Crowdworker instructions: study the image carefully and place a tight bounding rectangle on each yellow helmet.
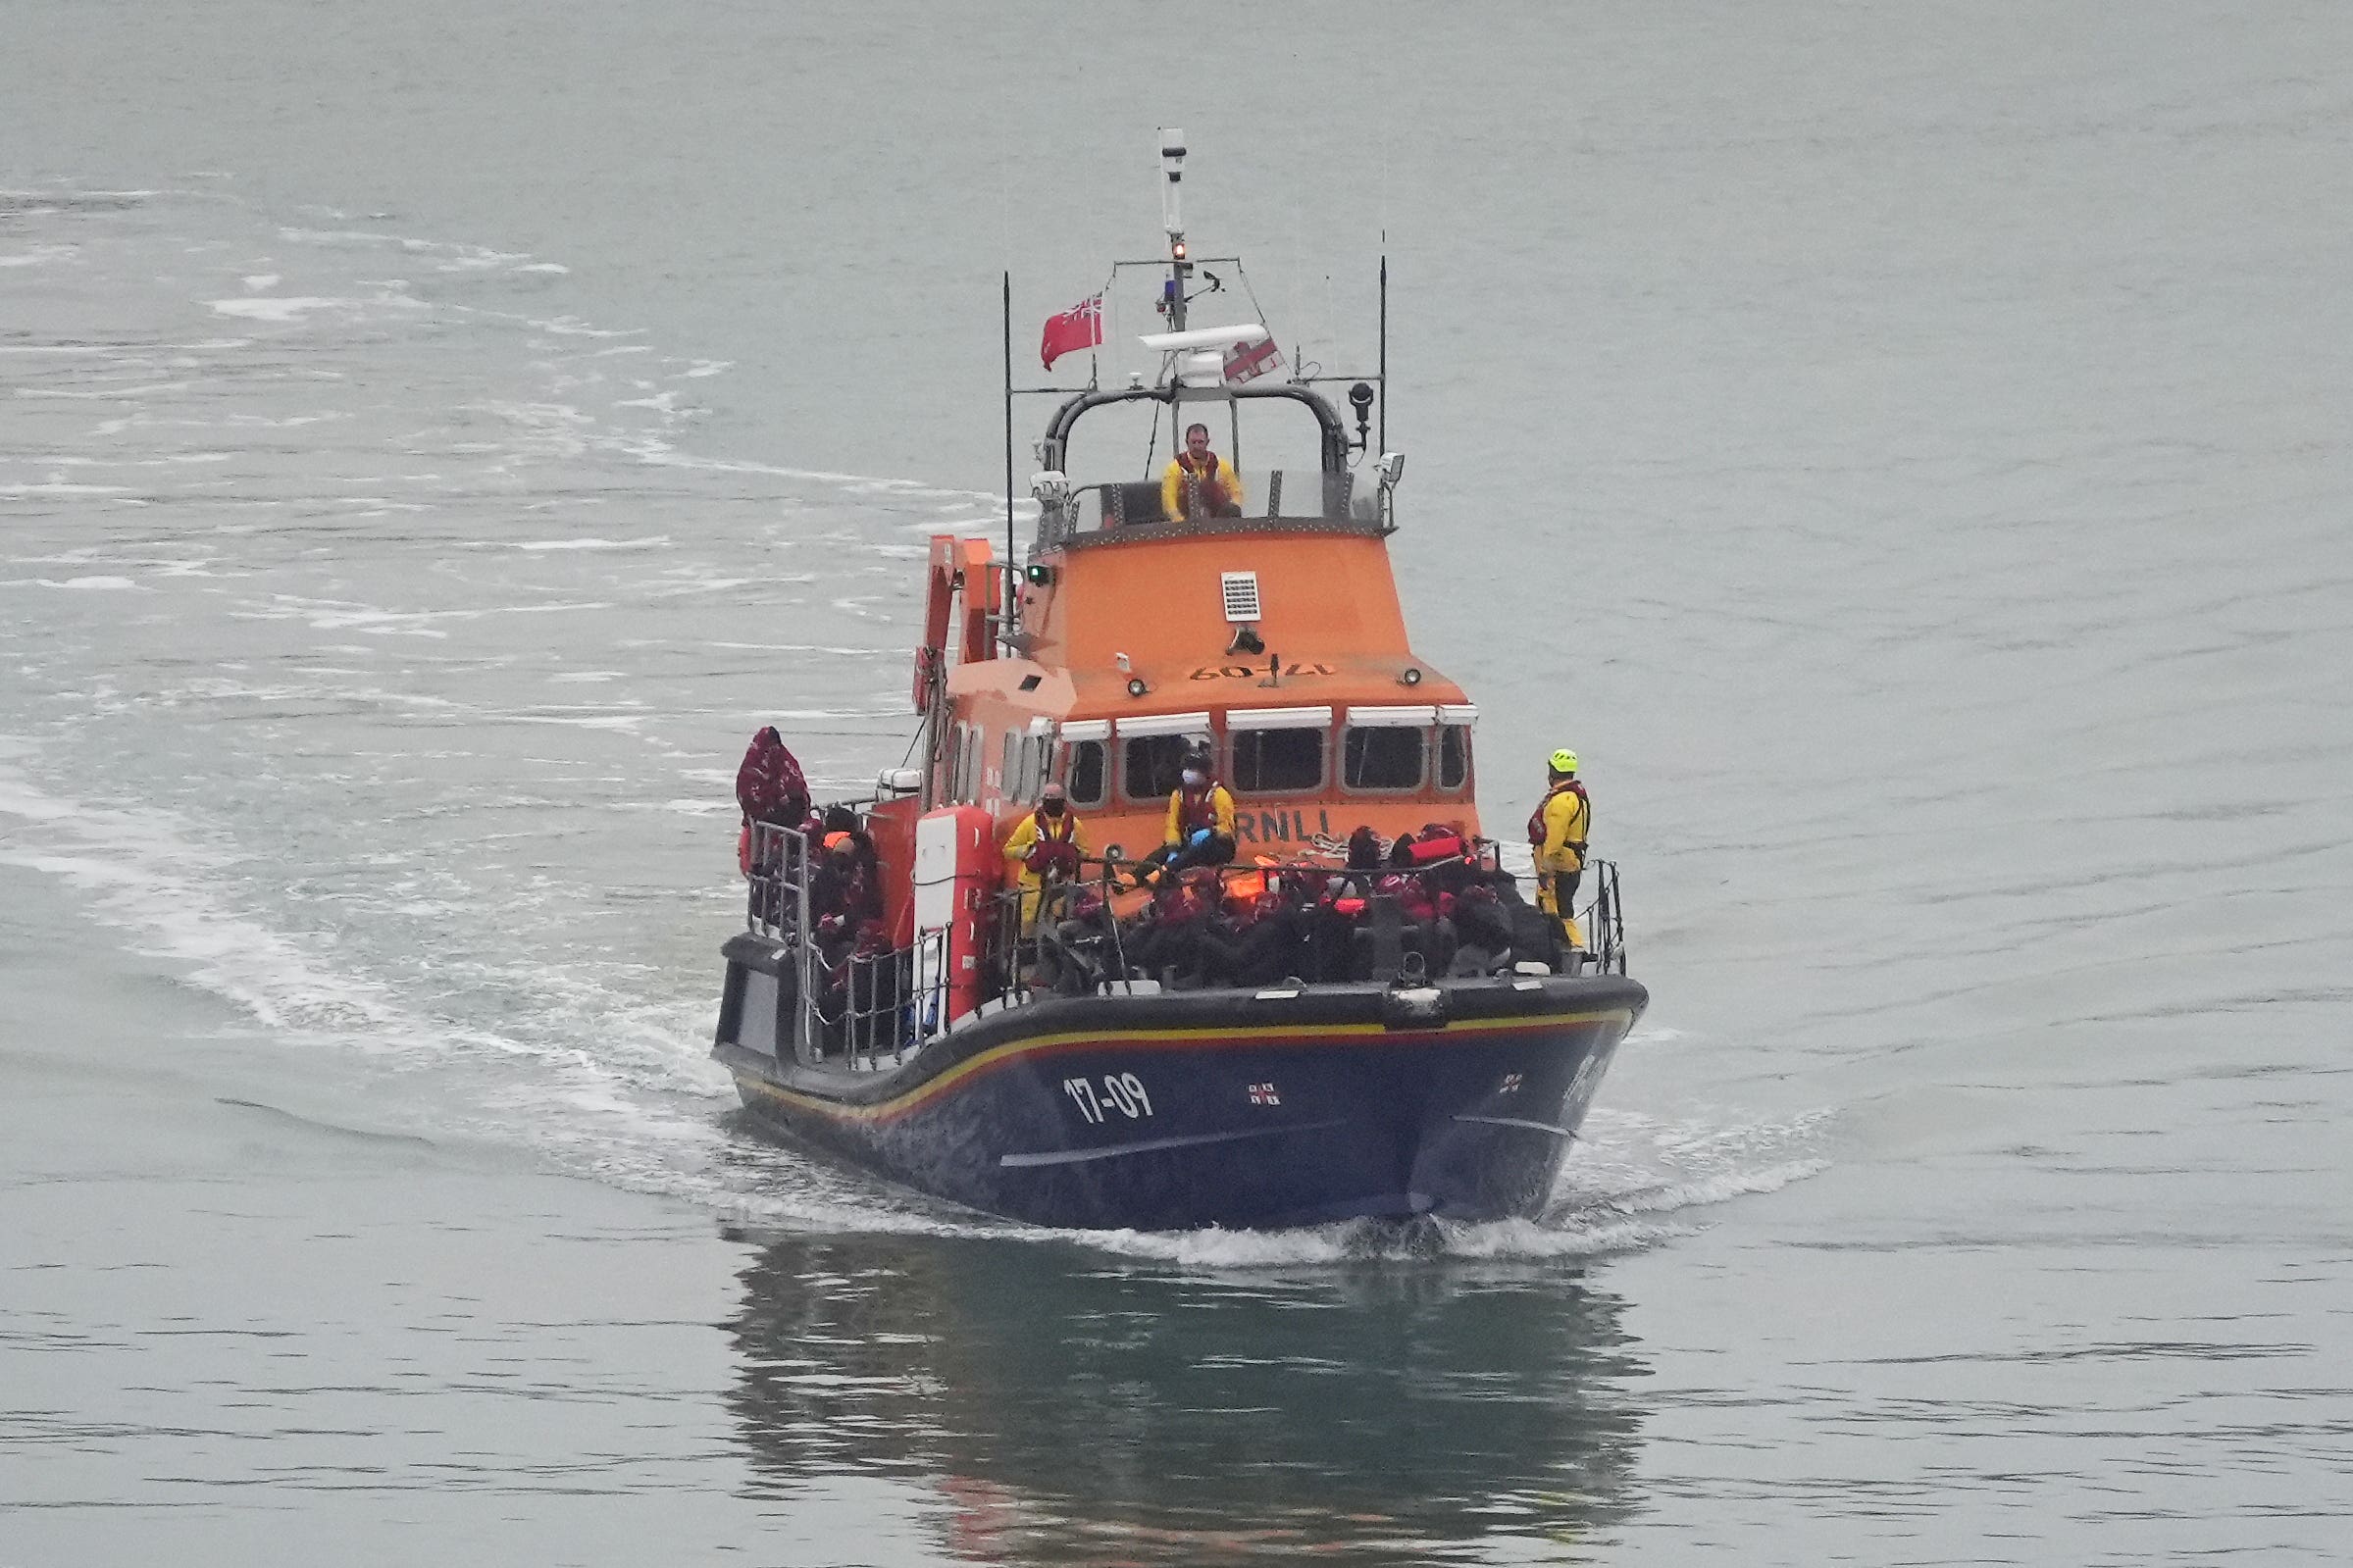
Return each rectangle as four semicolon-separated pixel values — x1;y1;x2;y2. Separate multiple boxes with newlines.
1549;748;1578;774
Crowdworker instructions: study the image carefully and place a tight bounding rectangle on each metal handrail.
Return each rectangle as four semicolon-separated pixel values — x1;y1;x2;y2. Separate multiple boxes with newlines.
1578;859;1629;975
749;822;1630;1065
742;818;951;1068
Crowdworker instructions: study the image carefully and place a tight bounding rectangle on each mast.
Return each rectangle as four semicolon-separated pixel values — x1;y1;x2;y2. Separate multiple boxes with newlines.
1160;127;1188;332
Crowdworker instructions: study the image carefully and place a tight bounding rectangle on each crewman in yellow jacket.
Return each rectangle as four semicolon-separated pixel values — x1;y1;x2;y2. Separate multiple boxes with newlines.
1160;423;1246;521
1131;743;1237;887
1528;747;1591;948
1002;782;1086;932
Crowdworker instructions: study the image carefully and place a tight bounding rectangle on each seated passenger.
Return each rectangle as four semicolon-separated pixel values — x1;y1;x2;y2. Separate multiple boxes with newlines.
1160;423;1246;521
1035;886;1118;996
1377;869;1457;977
1449;882;1516;976
1131;744;1236;887
1199;885;1309;989
1125;871;1217;987
1305;876;1370;983
822;803;882;886
811;832;881;939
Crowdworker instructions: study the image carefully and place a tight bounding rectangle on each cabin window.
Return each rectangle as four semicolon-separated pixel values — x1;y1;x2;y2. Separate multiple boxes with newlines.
1065;739;1106;807
1343;725;1425;792
1121;734;1189;803
1438;726;1471;791
999;732;1019;801
1230;727;1325;794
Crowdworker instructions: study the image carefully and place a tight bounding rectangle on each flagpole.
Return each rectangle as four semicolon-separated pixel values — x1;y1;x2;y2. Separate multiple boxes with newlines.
1377;251;1388;456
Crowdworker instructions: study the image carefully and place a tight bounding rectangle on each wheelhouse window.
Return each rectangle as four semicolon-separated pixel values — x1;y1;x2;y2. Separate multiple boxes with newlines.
1343;725;1425;792
1064;738;1106;807
1121;734;1189;803
1437;725;1471;791
1230;727;1326;794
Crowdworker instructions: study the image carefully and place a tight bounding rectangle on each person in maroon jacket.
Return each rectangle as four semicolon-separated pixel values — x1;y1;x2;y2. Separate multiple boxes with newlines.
735;726;811;920
735;725;809;828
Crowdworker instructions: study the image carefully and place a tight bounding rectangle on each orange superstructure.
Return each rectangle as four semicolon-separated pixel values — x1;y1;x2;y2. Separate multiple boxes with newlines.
912;459;1478;868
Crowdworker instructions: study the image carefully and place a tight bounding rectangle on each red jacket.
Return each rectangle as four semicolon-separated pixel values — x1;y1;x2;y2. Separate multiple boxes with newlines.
736;727;809;825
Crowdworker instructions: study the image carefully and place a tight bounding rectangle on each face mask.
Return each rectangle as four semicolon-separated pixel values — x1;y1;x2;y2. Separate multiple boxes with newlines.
1042;799;1065;817
1181;769;1204;787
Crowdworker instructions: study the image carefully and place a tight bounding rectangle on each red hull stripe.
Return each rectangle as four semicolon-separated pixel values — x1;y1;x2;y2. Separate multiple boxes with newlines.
734;1007;1634;1127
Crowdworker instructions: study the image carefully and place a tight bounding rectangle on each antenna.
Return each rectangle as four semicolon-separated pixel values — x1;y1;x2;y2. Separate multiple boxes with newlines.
1159;127;1186;248
1159;127;1189;333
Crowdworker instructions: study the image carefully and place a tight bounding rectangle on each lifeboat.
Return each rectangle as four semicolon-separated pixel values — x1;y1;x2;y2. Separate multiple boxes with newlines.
711;132;1647;1230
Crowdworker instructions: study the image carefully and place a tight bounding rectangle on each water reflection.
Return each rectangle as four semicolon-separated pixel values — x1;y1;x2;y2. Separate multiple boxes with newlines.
723;1230;1648;1563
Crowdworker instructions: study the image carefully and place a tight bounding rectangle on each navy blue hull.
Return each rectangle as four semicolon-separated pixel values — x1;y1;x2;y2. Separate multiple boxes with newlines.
715;962;1647;1231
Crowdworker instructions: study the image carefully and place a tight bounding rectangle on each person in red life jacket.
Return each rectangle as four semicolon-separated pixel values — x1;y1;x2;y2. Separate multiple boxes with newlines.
811;832;881;945
1035;884;1119;997
1199;882;1310;989
1305;833;1377;982
1375;867;1457;976
1132;743;1237;887
821;803;879;877
1450;881;1516;976
1125;870;1218;986
1160;423;1247;521
1529;747;1591;946
1001;781;1087;932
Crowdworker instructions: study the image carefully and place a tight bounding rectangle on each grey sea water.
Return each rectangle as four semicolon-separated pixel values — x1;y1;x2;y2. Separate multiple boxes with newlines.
6;3;2350;1562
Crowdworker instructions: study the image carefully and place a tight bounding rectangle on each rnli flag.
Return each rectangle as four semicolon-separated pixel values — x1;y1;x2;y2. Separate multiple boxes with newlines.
1040;294;1104;370
1222;335;1282;384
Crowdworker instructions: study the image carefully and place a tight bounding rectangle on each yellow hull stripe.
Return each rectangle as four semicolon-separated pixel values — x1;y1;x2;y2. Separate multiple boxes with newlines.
732;1006;1635;1127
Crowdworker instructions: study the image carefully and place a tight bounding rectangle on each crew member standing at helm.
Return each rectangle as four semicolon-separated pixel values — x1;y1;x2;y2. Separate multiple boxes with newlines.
1160;423;1246;521
1134;741;1236;886
1529;748;1591;948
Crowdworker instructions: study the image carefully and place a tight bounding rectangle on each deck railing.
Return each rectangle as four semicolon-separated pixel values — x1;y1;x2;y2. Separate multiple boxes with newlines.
742;823;1629;1055
981;867;1136;1014
1578;859;1629;976
741;819;950;1071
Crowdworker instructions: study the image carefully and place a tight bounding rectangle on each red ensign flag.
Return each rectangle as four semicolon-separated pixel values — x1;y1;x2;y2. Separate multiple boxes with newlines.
1040;294;1104;370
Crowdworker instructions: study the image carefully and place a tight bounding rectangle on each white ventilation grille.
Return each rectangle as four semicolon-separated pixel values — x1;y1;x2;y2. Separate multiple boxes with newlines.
1220;571;1261;623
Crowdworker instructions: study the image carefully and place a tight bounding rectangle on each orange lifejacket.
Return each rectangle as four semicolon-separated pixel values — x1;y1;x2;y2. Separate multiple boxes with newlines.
1407;830;1466;865
1176;451;1234;516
